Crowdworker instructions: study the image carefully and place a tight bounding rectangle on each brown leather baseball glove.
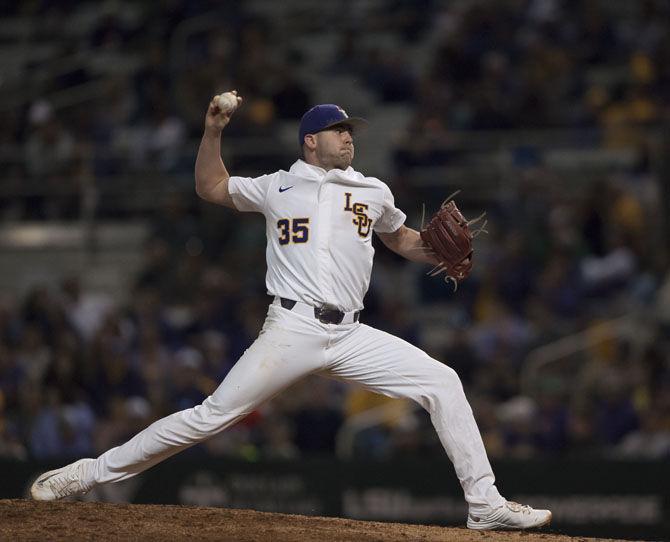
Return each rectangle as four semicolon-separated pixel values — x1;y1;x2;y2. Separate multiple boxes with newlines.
420;199;486;288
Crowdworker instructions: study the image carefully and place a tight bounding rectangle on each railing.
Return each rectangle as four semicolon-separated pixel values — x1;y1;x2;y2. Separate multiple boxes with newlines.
518;311;655;398
0;43;147;113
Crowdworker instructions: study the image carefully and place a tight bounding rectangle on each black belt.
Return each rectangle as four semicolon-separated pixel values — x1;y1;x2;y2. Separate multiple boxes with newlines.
280;298;360;325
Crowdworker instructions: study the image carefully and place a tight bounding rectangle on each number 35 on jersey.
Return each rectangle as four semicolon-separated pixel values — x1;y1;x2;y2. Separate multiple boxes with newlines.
277;218;309;245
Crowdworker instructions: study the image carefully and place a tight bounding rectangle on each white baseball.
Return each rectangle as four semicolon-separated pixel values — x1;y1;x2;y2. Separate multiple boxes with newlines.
216;92;238;113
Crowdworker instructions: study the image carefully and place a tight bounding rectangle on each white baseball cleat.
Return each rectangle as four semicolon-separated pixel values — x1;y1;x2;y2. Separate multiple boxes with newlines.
467;500;552;530
30;458;95;501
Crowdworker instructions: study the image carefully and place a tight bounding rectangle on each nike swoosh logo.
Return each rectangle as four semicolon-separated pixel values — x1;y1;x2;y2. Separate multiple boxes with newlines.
279;185;294;193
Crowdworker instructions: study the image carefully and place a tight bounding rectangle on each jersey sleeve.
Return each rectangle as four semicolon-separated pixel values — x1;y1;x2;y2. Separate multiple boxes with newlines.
374;183;407;233
227;173;276;213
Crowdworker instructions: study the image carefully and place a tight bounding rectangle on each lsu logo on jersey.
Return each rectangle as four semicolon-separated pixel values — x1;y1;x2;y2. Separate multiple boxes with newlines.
344;193;372;238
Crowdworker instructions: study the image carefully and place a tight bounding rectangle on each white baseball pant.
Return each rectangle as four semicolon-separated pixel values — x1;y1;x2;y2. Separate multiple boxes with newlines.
88;300;504;513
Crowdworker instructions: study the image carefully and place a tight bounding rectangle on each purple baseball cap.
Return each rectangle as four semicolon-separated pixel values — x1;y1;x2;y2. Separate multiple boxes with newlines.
298;104;368;146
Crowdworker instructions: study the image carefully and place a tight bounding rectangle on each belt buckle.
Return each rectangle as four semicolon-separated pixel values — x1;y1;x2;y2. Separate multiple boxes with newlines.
315;306;344;325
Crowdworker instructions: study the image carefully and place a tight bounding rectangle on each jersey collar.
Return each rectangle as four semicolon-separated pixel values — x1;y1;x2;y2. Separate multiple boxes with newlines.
289;159;358;180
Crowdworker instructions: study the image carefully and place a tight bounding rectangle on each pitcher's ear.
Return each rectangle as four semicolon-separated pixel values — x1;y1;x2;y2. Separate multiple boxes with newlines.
303;133;317;150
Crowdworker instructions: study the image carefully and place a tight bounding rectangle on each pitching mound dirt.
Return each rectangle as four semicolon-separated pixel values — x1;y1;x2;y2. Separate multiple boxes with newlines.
0;499;628;541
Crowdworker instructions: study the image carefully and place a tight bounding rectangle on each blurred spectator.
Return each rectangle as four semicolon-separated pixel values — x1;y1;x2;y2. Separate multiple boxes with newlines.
95;396;152;455
616;409;670;459
498;395;538;459
593;381;639;446
24;101;75;178
197;331;234;383
24;101;79;219
127;97;187;173
535;252;582;319
169;347;215;411
15;323;51;384
533;379;569;453
131;322;172;408
29;386;95;459
60;276;114;342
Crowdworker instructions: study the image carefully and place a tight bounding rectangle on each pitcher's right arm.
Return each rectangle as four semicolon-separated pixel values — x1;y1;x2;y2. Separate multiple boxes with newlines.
195;91;243;209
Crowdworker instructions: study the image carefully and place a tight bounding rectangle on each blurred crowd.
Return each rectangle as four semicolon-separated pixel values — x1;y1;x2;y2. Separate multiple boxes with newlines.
1;169;669;462
1;0;670;463
2;0;669;218
401;0;670;141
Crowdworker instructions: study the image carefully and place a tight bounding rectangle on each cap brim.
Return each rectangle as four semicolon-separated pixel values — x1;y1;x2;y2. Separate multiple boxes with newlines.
321;117;368;135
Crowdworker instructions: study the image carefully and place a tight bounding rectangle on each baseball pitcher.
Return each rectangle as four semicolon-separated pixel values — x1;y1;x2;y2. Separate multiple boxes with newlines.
31;92;551;531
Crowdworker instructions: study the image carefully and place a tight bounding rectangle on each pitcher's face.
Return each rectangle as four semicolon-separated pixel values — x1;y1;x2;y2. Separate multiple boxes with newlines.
311;125;355;170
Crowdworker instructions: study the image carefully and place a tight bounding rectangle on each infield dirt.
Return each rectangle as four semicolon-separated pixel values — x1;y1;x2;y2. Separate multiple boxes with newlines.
0;499;630;541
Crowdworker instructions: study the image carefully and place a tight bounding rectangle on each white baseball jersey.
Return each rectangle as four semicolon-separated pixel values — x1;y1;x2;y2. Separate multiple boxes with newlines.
227;160;407;312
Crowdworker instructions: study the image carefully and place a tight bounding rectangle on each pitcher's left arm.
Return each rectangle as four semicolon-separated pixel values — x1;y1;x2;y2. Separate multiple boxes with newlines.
377;225;439;265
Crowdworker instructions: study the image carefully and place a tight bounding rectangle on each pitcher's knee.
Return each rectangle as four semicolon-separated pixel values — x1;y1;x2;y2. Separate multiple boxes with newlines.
191;397;249;433
413;361;465;409
423;364;470;416
434;363;464;392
